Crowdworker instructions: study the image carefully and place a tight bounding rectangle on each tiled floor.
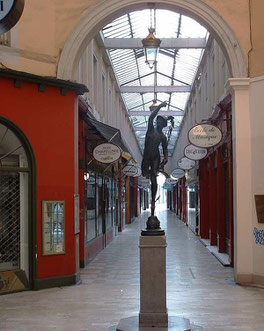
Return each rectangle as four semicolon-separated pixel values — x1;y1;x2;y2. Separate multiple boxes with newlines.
1;206;264;331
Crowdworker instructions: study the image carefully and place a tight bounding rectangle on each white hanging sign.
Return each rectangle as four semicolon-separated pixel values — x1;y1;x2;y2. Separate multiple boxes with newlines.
123;165;138;177
136;167;142;177
171;168;185;179
178;157;196;170
93;143;121;163
184;144;208;160
165;178;178;185
188;124;222;148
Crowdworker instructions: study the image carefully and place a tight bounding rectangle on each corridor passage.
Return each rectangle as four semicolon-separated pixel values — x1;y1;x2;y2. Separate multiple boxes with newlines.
1;207;264;331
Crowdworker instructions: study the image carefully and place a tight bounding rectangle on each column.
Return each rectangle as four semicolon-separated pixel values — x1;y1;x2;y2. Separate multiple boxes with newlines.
209;154;217;246
226;78;253;282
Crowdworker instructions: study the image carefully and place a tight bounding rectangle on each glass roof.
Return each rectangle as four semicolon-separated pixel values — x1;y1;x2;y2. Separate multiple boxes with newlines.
101;9;208;156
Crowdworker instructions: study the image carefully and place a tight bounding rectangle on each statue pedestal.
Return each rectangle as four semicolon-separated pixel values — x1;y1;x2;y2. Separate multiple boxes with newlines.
139;235;168;326
114;231;193;330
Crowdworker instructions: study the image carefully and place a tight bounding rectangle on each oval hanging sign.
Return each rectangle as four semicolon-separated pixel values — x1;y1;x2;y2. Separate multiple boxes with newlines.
188;124;222;148
178;157;196;170
93;143;121;164
123;165;138;177
136;166;142;177
165;178;178;185
184;144;208;161
0;0;24;34
171;168;185;179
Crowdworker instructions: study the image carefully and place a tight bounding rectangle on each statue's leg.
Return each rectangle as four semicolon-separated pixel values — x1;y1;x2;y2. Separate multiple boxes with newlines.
141;158;150;177
150;173;157;216
150;158;160;216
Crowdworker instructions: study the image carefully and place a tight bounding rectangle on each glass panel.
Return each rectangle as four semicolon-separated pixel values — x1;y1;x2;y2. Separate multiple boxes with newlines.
42;201;65;255
86;173;96;242
101;9;209;154
0;123;28;168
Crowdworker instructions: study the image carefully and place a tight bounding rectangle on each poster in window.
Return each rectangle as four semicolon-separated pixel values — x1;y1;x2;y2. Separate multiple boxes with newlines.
42;200;65;255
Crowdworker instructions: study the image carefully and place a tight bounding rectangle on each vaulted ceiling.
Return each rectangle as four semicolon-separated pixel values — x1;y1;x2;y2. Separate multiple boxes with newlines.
101;9;208;156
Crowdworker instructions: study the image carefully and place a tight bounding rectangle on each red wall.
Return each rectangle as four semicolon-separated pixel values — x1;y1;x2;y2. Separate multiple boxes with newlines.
0;77;78;279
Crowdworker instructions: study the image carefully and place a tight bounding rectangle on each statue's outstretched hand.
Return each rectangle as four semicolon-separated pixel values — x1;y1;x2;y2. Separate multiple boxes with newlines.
160;158;168;168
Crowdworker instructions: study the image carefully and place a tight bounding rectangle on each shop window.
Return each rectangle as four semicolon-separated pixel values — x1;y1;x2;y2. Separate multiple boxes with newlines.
113;180;120;226
105;178;112;230
85;173;96;242
96;175;103;235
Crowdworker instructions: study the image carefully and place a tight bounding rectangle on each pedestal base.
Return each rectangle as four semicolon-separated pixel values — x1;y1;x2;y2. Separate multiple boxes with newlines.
113;316;193;330
141;228;165;236
139;311;168;327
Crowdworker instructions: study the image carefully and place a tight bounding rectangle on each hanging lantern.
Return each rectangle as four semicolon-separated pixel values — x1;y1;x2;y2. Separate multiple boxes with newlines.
142;27;161;70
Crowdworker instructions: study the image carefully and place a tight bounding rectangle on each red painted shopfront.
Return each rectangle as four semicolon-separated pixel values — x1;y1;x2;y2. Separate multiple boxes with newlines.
0;69;87;293
172;95;234;265
199;95;234;264
78;101;139;267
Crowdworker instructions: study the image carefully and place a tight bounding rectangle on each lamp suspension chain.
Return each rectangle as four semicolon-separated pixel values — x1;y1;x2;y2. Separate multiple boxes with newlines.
154;8;156;32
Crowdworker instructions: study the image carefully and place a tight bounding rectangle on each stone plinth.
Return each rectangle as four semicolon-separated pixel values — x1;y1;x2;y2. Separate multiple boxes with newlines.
115;316;192;330
139;235;168;327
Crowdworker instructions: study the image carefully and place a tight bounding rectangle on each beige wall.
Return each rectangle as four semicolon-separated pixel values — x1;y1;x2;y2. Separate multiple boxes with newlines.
249;0;264;77
171;38;231;168
250;77;264;277
77;36;142;163
0;0;260;78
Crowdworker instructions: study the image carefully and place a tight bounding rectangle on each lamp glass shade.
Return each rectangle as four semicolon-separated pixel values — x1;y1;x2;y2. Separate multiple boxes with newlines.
145;47;158;69
142;28;161;69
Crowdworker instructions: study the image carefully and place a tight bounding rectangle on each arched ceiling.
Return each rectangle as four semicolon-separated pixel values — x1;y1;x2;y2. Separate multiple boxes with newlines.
100;9;208;155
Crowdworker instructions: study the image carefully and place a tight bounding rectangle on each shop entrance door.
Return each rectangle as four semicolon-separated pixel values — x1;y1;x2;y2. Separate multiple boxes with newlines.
0;120;34;294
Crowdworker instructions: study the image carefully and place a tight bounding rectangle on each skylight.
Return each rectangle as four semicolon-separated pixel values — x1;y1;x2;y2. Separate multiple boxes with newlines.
101;9;208;156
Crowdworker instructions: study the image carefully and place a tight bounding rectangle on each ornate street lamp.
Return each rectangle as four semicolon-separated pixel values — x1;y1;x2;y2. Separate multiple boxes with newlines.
142;10;161;70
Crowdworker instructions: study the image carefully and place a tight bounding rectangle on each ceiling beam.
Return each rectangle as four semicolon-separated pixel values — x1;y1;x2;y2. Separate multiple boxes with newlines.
103;37;206;49
120;85;191;93
134;127;179;132
128;110;184;116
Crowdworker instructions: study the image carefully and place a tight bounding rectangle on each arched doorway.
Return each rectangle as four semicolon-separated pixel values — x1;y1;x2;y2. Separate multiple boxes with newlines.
57;0;247;80
0;117;36;294
57;0;254;283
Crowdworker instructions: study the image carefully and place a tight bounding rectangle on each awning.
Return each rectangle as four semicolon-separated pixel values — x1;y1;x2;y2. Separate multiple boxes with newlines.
85;117;131;156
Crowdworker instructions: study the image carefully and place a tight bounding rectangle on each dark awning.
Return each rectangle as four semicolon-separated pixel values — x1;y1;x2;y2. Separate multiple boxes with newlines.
85;117;131;155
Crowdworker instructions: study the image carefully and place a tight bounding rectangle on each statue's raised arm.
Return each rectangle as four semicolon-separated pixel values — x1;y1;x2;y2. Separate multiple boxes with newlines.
148;101;167;130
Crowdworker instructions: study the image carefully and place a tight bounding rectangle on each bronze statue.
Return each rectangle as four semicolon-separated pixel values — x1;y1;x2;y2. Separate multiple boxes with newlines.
141;101;168;231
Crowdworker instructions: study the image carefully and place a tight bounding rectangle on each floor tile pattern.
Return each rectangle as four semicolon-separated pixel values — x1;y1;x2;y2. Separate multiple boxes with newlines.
1;207;264;330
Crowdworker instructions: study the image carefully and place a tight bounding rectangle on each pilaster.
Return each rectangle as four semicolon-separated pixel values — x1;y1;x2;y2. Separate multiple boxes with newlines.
226;78;253;281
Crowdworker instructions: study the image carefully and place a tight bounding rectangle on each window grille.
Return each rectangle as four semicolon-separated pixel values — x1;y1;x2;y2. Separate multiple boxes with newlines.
0;174;20;270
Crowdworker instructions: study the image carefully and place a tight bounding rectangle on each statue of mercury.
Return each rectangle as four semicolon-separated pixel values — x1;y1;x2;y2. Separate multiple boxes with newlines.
141;101;168;224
